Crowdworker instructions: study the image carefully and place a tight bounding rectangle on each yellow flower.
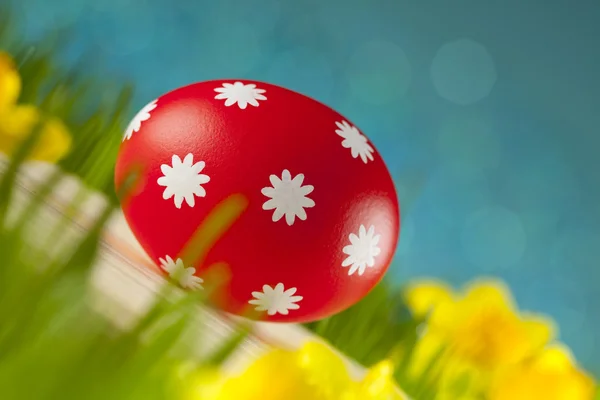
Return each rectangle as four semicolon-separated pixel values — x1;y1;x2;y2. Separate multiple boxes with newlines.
404;278;556;397
489;343;597;400
186;341;407;400
0;52;21;110
0;51;71;163
187;341;352;400
403;279;452;319
406;279;555;370
0;104;39;140
348;360;409;400
26;117;72;162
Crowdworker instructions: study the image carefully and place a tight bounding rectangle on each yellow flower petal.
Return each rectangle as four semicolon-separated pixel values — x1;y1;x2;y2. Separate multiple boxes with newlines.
406;329;448;378
186;368;227;400
28;117;72;163
522;314;556;353
0;52;21;110
402;277;566;399
534;343;577;372
403;280;453;319
0;104;40;136
340;360;408;400
297;341;347;371
0;106;71;162
460;279;516;311
186;342;410;400
489;349;597;400
360;360;395;395
185;342;366;400
0;105;40;157
217;348;312;400
426;279;516;332
428;296;461;330
425;279;555;370
489;343;597;400
297;341;353;395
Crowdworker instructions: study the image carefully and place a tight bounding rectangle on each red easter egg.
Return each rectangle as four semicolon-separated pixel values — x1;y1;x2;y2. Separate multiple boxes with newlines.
115;80;400;323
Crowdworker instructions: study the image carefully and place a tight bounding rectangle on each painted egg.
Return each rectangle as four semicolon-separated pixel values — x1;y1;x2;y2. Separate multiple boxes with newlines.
115;80;400;323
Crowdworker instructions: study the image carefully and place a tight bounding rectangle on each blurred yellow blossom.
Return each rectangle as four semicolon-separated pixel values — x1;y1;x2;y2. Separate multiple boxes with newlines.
186;341;407;400
26;117;71;162
489;343;597;400
0;51;71;163
0;52;21;110
403;279;452;319
348;360;407;400
404;278;556;397
186;341;350;400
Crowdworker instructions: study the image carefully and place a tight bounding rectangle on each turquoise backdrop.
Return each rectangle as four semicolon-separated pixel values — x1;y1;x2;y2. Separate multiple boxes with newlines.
16;0;600;374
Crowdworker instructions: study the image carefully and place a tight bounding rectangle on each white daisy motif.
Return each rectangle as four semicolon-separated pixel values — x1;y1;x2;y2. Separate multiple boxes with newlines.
214;81;267;109
123;99;158;141
341;224;382;276
158;255;204;290
261;169;315;226
334;120;375;163
249;283;303;316
157;153;210;209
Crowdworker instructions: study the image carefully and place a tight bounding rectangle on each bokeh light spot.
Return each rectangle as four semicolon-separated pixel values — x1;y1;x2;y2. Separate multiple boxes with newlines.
202;22;261;77
423;164;492;227
345;40;412;105
90;4;156;56
431;38;497;105
461;206;527;271
506;153;580;215
21;0;87;37
437;117;502;171
550;230;600;281
207;0;281;36
265;48;335;103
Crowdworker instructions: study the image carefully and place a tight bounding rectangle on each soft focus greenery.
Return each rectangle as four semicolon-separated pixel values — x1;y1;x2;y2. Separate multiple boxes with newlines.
0;3;598;399
0;7;243;399
0;151;244;399
0;2;131;200
305;280;421;367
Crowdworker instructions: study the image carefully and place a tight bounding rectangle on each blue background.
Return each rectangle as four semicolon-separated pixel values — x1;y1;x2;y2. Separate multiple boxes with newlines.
16;0;600;374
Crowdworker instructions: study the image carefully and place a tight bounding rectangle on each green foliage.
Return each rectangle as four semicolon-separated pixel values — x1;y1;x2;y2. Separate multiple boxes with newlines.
304;280;420;367
0;85;249;400
0;2;132;202
0;7;248;399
